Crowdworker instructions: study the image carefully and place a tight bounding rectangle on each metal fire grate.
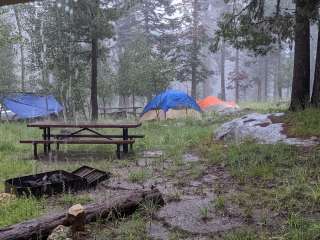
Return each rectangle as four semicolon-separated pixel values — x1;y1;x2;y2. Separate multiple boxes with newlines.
72;165;110;187
5;170;86;197
5;166;110;197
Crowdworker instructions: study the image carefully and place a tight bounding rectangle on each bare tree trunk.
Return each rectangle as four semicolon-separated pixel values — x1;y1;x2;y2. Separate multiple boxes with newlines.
220;40;226;100
13;7;25;92
235;48;240;102
289;0;310;111
257;57;263;101
257;79;262;101
311;22;320;107
191;0;200;98
264;56;269;101
273;48;282;100
91;37;98;121
277;48;282;100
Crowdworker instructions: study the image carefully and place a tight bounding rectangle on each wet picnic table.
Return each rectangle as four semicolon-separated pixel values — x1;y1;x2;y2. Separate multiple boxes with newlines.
26;121;142;156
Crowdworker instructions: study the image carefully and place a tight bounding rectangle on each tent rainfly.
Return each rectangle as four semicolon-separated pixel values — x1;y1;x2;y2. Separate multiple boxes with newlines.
1;93;63;119
140;90;202;122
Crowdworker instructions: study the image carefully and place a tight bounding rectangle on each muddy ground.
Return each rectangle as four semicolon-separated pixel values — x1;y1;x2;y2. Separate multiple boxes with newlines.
41;149;281;240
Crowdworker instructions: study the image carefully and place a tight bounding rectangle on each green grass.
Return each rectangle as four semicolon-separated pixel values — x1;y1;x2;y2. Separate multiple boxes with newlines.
0;119;214;228
57;193;92;207
138;119;214;160
128;169;151;183
0;196;44;227
239;101;289;113
283;108;320;137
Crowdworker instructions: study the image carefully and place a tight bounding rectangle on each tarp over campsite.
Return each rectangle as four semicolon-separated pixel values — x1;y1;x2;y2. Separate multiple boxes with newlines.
2;93;63;119
142;90;201;114
140;90;202;121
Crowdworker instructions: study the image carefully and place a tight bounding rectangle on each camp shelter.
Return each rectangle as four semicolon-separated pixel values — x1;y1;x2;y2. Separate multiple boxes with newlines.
0;93;63;120
197;96;239;112
140;90;202;122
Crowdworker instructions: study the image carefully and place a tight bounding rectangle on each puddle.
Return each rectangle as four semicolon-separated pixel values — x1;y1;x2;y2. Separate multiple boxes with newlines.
147;221;170;240
156;197;242;234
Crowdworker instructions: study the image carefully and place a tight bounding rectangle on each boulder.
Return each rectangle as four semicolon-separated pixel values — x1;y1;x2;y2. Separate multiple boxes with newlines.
215;113;319;146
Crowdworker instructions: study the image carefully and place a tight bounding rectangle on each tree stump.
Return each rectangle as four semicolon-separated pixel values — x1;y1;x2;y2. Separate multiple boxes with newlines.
66;204;86;240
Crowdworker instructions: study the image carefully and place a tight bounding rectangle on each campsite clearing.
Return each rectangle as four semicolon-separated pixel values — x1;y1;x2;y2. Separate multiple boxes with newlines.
0;105;320;239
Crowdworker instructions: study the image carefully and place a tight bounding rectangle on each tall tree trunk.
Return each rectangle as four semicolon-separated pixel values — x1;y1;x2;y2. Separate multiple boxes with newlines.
277;48;282;100
289;0;310;111
273;48;282;100
257;79;262;101
257;57;262;101
311;22;320;107
264;56;269;101
13;7;25;92
235;48;240;102
91;37;98;121
191;0;200;98
220;40;226;100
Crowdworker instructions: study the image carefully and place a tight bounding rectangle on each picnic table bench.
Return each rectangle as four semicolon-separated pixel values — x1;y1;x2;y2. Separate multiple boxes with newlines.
20;122;143;159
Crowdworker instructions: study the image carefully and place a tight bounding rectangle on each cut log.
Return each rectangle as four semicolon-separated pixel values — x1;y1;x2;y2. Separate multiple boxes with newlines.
66;204;86;239
0;189;164;240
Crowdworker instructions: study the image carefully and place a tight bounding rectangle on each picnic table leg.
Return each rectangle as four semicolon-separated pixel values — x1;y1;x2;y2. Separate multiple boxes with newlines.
130;138;133;151
33;143;38;159
123;128;128;153
47;127;51;152
43;128;47;155
116;144;121;159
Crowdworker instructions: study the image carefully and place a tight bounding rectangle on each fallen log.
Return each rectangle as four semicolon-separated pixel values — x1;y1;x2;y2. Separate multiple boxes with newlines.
0;0;38;7
0;189;164;240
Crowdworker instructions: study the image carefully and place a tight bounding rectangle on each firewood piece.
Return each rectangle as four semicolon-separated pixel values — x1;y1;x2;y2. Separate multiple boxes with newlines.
0;189;164;240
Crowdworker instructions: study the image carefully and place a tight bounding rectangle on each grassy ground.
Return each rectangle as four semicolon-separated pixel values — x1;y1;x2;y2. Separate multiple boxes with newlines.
0;104;320;239
0;118;215;228
282;108;320;137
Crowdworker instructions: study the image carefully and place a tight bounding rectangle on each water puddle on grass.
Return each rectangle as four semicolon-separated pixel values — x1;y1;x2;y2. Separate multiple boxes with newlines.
155;197;242;235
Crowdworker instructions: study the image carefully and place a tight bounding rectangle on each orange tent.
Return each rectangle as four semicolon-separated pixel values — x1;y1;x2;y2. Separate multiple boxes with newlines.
198;96;238;111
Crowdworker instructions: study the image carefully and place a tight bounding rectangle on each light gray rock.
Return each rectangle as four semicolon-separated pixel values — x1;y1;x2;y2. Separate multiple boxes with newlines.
183;153;200;163
215;113;319;147
47;225;71;240
143;150;164;158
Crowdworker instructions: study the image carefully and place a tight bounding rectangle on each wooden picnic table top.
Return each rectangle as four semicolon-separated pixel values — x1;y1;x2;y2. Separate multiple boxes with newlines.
27;121;142;129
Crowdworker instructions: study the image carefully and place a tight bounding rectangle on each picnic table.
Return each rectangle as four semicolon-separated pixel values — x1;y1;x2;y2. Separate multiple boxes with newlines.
20;121;143;159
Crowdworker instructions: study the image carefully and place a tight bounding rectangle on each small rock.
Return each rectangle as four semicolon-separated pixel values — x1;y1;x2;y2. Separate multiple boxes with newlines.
189;181;202;187
183;153;200;163
0;193;15;204
202;174;218;184
143;150;164;158
47;225;72;240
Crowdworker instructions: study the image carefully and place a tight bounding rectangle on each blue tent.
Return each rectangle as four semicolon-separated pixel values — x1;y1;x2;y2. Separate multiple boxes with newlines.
3;93;63;119
142;90;201;115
